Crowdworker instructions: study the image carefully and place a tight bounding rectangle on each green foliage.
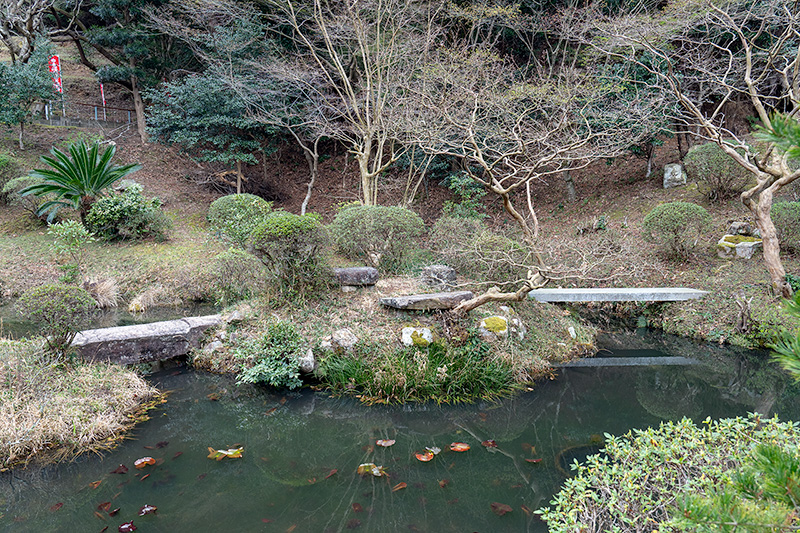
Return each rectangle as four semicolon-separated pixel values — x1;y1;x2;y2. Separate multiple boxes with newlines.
85;183;171;241
14;284;96;358
538;414;800;532
207;193;273;248
755;113;800;161
235;321;304;389
207;248;268;306
2;175;49;220
429;216;529;283
684;142;752;202
770;291;800;381
329;204;425;272
317;334;517;403
249;211;331;300
771;201;800;252
0;151;21;202
47;220;95;283
442;171;487;220
643;201;711;259
20;141;142;222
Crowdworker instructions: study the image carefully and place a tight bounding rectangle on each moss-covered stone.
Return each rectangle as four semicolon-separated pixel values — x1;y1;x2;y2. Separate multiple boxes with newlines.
482;316;508;333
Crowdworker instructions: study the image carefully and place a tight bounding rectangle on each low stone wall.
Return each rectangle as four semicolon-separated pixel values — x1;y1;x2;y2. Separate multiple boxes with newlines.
72;315;221;365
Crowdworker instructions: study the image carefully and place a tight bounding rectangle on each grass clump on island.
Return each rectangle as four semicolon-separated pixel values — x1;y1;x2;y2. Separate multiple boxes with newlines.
0;338;160;470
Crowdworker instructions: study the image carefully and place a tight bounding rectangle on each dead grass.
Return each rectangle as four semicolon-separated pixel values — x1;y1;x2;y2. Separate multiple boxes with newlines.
0;338;159;469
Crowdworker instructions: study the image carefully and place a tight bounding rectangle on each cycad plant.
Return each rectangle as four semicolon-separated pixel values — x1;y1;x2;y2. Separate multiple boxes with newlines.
20;141;141;222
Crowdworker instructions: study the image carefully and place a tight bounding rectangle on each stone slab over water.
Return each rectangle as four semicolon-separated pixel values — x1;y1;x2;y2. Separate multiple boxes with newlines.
380;290;474;310
72;315;221;365
529;287;708;302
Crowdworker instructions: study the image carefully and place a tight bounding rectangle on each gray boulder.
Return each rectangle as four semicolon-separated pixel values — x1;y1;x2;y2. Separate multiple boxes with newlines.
320;328;359;352
717;235;762;260
420;265;457;290
333;267;379;286
380;291;474;311
401;326;433;347
663;163;687;189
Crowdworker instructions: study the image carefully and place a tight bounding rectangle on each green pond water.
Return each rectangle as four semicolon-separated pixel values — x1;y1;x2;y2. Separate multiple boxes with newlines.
2;330;798;532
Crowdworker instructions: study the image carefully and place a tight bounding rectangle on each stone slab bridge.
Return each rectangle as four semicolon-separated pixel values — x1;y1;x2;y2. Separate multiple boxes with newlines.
527;287;708;302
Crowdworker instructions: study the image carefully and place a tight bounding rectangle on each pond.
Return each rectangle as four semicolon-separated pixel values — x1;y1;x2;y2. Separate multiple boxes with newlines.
2;330;798;532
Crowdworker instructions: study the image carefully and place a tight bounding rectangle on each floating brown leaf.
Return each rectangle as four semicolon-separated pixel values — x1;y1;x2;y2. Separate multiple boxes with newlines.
97;502;111;512
100;527;109;533
93;511;106;520
261;518;272;523
89;480;102;489
109;508;120;517
346;518;361;529
138;504;157;516
352;503;363;513
521;504;533;516
207;447;243;461
376;439;395;447
415;451;434;462
172;452;183;460
139;474;150;482
207;393;220;401
134;457;155;469
524;458;542;464
264;407;277;416
110;465;128;474
490;502;513;516
49;502;63;512
481;440;498;448
449;442;470;452
286;524;296;532
308;478;317;484
324;469;338;479
438;479;449;488
155;441;168;449
118;521;136;532
392;482;407;492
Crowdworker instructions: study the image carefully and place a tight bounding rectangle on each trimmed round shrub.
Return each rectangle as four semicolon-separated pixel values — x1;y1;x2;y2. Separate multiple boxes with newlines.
684;142;751;202
0;151;21;204
771;201;800;252
15;284;96;357
249;211;330;300
207;193;272;248
429;216;529;283
85;184;171;241
643;201;711;259
208;248;269;305
329;204;425;272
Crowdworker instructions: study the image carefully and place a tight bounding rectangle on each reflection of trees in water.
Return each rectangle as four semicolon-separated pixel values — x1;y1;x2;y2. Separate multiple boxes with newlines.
635;368;702;420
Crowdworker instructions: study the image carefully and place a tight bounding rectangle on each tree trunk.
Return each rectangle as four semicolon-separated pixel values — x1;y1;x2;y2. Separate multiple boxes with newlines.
300;142;319;216
645;144;655;178
563;170;576;203
236;160;243;194
18;122;24;150
746;186;791;298
130;66;148;144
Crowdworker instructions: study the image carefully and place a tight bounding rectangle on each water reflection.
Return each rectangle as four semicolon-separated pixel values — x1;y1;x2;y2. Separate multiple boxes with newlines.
1;330;797;532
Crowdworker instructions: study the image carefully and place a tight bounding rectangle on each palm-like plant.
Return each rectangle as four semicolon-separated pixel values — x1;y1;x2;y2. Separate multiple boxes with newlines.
20;141;142;222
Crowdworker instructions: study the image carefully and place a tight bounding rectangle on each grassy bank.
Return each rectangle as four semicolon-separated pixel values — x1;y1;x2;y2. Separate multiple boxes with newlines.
0;338;160;470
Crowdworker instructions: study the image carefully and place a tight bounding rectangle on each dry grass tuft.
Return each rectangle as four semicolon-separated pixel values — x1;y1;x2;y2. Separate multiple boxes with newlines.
0;338;159;470
127;284;179;312
83;277;119;308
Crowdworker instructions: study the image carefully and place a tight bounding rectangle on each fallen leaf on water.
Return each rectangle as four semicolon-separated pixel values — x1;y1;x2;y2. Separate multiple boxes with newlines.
426;446;441;455
143;446;155;450
521;442;534;453
93;511;106;520
109;508;120;517
49;502;63;512
197;473;207;480
110;464;128;474
118;521;136;532
449;442;470;452
356;463;387;477
376;439;395;447
325;469;338;479
207;393;220;401
279;397;287;405
525;458;542;464
286;524;296;532
261;518;272;523
346;518;361;529
98;502;111;512
362;445;374;453
207;446;243;460
308;478;317;484
265;407;277;416
155;441;168;448
415;451;434;462
352;503;363;513
392;482;407;492
139;474;150;482
101;527;109;533
490;502;513;516
521;504;533;516
447;498;459;505
481;440;498;448
478;412;488;421
89;480;102;489
134;457;155;469
173;452;183;460
438;479;449;488
138;504;157;516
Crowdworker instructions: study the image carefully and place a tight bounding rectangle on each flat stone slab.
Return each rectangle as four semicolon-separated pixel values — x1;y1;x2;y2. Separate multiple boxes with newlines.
528;288;708;302
380;291;474;310
333;267;379;286
72;314;221;365
556;356;700;367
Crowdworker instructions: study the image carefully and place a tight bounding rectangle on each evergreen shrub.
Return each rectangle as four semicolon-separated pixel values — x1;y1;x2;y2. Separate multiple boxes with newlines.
329;204;425;272
643;201;711;259
235;321;304;389
208;248;268;305
207;193;272;248
771;201;800;252
684;142;751;201
0;151;21;203
85;184;171;241
249;211;330;300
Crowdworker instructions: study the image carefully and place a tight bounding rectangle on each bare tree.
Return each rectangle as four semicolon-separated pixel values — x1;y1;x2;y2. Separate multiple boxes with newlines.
587;0;800;297
403;44;668;312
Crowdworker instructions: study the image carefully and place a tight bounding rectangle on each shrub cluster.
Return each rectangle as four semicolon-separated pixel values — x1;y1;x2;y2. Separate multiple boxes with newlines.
684;142;752;201
3;176;48;219
235;321;304;389
0;151;21;203
642;201;711;259
15;284;96;357
249;211;330;300
207;193;272;248
771;201;800;253
429;216;529;283
317;334;517;403
330;204;425;272
85;184;171;241
207;248;268;305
